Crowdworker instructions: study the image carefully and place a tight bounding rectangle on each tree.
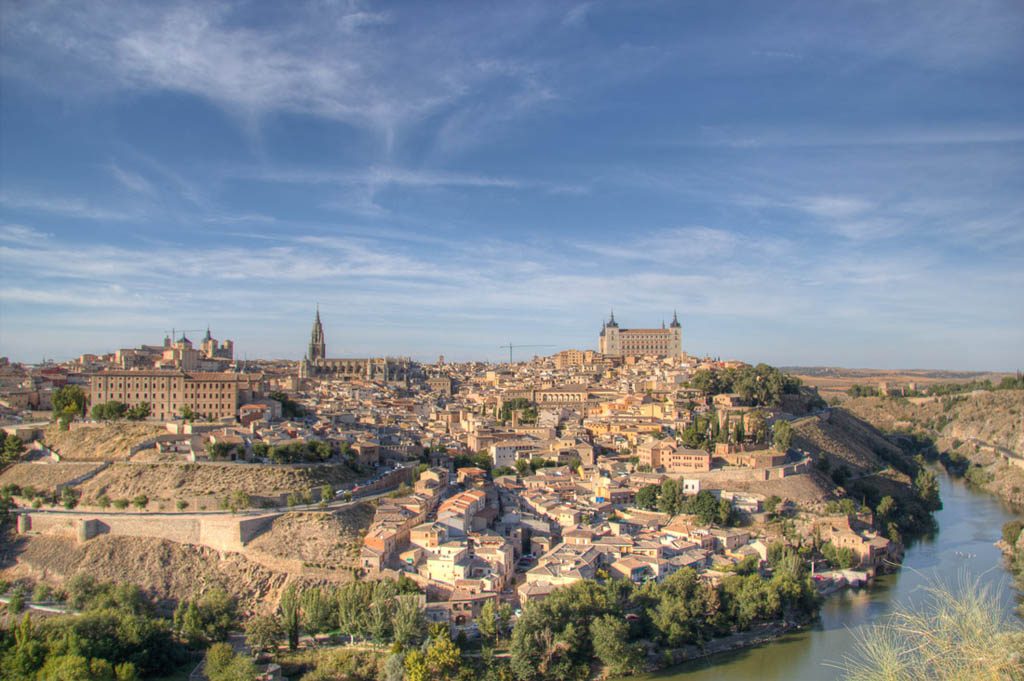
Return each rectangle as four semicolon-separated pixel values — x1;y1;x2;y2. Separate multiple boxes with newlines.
2;435;25;463
300;586;335;635
773;420;793;452
914;469;942;511
764;495;781;514
53;385;87;416
92;400;128;420
635;484;659;510
478;598;497;642
590;614;644;676
496;601;513;640
423;633;462;681
392;594;426;647
126;401;152;421
245;614;283;654
197;587;237;642
1003;520;1023;547
131;494;149;509
279;583;301;650
205;643;257;681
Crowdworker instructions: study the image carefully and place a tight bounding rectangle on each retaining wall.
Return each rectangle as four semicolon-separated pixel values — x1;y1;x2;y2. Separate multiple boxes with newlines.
15;510;280;553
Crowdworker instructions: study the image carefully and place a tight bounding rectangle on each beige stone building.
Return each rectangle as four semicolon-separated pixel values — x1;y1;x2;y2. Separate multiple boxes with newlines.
89;370;247;421
599;311;683;358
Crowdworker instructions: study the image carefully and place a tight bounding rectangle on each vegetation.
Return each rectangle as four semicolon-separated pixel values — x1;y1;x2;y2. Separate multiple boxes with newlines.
837;574;1024;681
1;576;188;680
267;440;333;464
509;566;818;680
91;401;128;421
635;484;739;526
172;587;238;647
269;392;305;419
688;364;802;406
772;420;793;452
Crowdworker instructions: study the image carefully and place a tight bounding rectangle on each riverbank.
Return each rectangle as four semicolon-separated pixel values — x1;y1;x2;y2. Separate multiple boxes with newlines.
645;614;815;672
619;468;1022;681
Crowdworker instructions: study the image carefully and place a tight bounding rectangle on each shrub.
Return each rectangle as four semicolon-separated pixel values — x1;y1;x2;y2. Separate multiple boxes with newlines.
1003;521;1024;547
132;495;149;509
113;498;130;510
177;500;188;511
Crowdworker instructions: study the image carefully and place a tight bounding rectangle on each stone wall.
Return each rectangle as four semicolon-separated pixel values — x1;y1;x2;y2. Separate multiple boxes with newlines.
15;509;280;553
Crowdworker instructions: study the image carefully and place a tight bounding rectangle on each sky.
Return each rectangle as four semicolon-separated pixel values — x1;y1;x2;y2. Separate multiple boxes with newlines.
1;0;1022;370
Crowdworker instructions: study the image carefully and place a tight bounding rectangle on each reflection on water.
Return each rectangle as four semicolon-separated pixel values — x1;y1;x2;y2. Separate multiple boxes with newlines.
623;470;1022;681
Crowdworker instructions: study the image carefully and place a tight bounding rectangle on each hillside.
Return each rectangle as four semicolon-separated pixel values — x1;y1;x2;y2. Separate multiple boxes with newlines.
0;502;376;615
79;461;358;505
42;422;166;461
247;506;374;568
0;533;286;615
843;391;1024;507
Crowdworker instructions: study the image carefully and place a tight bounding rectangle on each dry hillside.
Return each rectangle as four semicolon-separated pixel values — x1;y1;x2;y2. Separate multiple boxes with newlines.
0;532;286;615
247;505;374;568
844;390;1024;455
0;462;104;494
791;408;900;475
42;423;166;461
80;461;358;503
843;391;1024;507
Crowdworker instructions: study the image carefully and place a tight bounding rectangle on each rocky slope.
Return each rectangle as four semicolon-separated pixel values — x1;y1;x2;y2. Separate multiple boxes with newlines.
843;391;1024;508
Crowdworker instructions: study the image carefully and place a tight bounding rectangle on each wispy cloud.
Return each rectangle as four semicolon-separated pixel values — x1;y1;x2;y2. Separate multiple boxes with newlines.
107;163;154;195
0;191;136;221
0;224;51;243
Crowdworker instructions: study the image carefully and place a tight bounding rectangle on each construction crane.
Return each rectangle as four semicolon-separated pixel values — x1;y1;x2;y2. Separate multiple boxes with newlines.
499;343;556;363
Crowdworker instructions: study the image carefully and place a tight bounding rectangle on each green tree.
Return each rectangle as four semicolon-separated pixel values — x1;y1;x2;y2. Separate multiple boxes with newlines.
590;614;644;676
392;594;426;647
635;484;659;510
280;583;301;650
197;587;237;642
131;494;149;509
53;385;88;416
773;420;793;452
126;402;152;421
478;598;497;643
3;434;25;463
300;586;335;635
245;614;283;654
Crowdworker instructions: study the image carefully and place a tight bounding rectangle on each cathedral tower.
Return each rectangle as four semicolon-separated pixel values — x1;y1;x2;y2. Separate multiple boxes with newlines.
309;306;326;361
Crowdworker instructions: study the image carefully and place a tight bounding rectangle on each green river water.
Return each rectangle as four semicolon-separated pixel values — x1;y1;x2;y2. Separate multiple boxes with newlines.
624;470;1022;681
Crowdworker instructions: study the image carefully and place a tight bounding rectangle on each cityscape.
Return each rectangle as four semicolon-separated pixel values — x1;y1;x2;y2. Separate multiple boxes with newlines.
1;2;1022;681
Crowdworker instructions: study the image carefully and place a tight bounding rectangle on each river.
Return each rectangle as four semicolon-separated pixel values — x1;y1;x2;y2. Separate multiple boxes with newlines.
628;470;1022;681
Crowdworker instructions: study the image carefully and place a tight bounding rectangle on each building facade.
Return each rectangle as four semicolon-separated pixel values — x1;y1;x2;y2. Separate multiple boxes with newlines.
599;311;682;358
89;370;247;421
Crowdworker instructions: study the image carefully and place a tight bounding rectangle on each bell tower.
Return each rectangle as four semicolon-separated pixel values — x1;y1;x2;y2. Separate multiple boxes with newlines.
309;306;326;361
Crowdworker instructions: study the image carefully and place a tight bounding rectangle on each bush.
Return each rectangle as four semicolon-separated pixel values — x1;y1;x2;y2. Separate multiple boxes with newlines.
32;584;53;602
8;586;26;614
132;495;149;509
1003;521;1024;547
113;498;130;510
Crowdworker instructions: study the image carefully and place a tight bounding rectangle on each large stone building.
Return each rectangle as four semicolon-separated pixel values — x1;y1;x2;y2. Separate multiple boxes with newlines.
299;308;415;382
89;370;264;421
599;311;682;358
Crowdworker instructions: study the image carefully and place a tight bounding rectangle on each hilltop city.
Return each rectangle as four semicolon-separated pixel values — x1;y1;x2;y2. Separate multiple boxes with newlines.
0;309;1000;679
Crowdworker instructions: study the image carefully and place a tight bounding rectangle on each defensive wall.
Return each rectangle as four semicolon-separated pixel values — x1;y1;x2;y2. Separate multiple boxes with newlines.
14;510;280;553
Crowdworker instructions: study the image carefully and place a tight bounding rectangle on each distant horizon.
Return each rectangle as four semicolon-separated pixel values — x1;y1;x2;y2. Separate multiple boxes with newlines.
2;1;1021;370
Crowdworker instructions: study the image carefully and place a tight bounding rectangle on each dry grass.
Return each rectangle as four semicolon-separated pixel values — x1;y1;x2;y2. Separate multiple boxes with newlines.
835;573;1024;681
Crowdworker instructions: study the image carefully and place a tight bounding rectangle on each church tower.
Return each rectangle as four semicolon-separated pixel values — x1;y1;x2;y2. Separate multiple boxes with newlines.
309;306;326;361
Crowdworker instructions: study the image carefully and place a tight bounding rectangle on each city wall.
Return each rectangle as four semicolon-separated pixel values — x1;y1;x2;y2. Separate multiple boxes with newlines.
15;510;280;553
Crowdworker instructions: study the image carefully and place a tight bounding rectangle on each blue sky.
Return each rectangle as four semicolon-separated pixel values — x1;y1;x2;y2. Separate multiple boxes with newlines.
1;0;1022;369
